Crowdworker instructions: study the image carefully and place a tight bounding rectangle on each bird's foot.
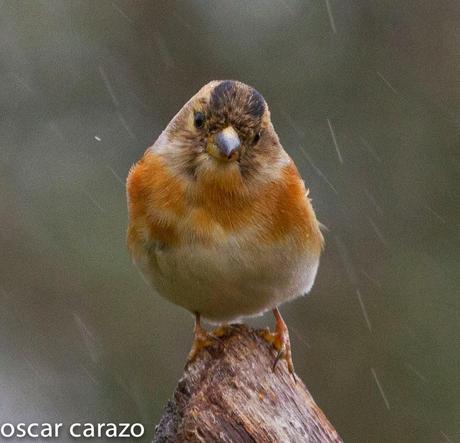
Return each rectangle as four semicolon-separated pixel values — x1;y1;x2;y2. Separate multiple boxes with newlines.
186;314;221;364
187;329;214;364
260;308;296;382
211;324;228;338
211;323;240;338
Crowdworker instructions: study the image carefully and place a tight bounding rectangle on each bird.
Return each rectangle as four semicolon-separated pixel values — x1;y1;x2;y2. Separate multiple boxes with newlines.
126;80;324;375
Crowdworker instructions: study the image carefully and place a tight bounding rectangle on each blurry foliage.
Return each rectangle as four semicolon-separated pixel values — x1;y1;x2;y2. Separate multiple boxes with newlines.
0;1;459;442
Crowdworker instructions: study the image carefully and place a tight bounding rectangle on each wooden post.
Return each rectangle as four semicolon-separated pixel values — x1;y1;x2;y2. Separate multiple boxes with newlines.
152;324;343;443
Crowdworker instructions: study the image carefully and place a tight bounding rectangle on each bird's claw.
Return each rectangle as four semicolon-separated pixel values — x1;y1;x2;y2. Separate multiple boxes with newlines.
187;317;224;364
186;328;214;364
212;323;241;338
260;317;297;382
273;346;286;371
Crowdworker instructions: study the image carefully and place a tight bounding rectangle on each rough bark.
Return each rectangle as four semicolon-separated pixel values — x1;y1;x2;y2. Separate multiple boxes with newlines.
153;324;343;443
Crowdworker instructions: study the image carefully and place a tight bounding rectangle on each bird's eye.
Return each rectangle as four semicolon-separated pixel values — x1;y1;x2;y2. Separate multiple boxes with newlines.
253;130;262;144
194;112;205;129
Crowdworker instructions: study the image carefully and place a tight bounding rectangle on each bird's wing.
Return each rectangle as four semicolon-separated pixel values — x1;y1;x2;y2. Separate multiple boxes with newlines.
251;161;324;250
126;151;185;259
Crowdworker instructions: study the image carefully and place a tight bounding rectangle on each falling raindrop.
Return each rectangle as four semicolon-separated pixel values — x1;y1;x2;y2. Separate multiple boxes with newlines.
98;66;120;107
327;118;343;163
324;0;337;34
356;289;372;332
371;368;390;410
376;71;398;95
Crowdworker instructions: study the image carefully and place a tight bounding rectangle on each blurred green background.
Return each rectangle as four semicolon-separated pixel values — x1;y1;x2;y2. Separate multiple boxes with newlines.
1;1;459;442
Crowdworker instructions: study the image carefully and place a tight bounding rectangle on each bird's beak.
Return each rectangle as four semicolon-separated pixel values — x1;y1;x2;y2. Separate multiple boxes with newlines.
207;126;241;162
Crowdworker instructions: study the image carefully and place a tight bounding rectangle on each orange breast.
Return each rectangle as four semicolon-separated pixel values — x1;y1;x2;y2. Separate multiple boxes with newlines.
127;152;323;256
193;166;254;232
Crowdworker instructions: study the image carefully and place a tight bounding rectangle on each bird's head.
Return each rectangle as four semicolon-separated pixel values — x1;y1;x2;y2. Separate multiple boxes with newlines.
156;80;286;187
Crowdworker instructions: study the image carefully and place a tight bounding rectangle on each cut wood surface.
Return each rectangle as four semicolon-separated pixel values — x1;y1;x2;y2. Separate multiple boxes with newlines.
152;324;343;443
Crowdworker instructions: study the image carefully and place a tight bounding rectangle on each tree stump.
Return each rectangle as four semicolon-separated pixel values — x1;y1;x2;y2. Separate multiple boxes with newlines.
152;324;343;443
